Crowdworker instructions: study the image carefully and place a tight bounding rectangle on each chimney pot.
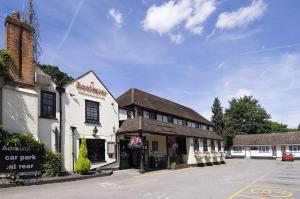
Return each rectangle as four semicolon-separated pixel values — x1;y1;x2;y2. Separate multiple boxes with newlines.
11;11;21;19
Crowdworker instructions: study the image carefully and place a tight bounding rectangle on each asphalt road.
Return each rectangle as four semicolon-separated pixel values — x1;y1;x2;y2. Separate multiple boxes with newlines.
1;159;300;199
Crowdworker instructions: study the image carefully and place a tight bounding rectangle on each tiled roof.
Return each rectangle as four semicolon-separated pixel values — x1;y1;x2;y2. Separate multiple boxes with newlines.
118;117;223;140
233;132;300;146
117;88;212;125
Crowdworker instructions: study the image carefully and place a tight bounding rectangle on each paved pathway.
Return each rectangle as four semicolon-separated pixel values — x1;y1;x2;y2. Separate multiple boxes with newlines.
1;159;300;199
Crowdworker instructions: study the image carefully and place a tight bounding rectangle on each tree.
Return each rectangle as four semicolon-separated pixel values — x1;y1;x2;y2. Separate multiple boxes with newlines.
0;50;11;78
224;96;271;135
75;137;91;174
211;97;224;136
38;64;73;87
298;124;300;131
268;121;289;132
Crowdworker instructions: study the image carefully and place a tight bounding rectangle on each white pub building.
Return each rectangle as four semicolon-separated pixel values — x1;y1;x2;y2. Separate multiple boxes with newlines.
0;12;118;172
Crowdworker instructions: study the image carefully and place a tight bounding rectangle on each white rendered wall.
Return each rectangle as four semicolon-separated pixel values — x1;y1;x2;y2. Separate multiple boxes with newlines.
62;72;119;171
2;85;38;138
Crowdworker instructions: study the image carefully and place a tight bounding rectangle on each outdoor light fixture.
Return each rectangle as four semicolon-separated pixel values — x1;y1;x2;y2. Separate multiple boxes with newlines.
93;126;98;136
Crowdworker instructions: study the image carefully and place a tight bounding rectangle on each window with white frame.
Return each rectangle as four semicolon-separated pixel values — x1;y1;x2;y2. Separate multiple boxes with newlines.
233;146;242;153
163;115;168;122
258;146;270;152
289;145;300;152
143;111;150;119
157;114;163;121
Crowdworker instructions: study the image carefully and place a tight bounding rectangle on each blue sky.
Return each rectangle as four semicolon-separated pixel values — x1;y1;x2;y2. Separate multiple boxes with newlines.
1;0;300;127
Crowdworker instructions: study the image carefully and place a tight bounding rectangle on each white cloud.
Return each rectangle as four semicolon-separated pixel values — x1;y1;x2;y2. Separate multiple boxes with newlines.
142;0;216;35
217;61;225;68
170;33;184;44
236;88;253;97
142;0;192;35
185;0;216;35
108;9;123;28
216;0;267;29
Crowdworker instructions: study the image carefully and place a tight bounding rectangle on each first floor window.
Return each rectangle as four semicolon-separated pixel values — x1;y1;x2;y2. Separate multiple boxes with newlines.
289;145;300;152
233;146;242;152
258;146;270;152
41;90;56;118
157;114;163;121
85;100;99;124
80;138;105;162
149;112;157;120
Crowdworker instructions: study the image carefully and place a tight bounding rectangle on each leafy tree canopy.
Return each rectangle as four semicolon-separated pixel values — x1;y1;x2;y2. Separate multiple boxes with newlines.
224;96;271;135
298;124;300;130
38;64;73;87
211;97;224;136
268;121;290;132
0;50;11;78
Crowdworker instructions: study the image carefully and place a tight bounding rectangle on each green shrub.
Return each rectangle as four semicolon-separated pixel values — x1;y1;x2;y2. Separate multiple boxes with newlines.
75;137;91;174
42;150;62;177
0;50;11;78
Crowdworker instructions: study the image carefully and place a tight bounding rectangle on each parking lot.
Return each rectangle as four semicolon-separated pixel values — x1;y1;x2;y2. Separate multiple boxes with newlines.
1;159;300;199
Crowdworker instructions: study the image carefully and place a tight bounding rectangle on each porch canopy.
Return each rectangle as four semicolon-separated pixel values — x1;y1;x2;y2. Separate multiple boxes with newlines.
118;117;223;140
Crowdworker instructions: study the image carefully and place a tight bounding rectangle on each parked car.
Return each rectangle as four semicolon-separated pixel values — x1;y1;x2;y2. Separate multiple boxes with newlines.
282;152;294;161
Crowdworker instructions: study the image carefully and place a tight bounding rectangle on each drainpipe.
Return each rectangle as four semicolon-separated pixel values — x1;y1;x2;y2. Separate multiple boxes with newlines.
70;126;77;173
56;87;65;154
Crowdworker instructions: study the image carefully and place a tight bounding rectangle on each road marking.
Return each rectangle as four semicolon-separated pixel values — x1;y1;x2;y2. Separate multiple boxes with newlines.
98;182;120;188
134;167;195;178
226;168;276;199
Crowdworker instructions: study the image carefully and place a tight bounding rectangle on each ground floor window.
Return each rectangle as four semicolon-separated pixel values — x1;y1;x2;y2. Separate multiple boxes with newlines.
289;145;300;152
193;138;199;152
203;138;208;152
218;140;222;151
258;146;270;153
211;139;215;152
176;137;187;154
233;146;242;153
80;138;105;162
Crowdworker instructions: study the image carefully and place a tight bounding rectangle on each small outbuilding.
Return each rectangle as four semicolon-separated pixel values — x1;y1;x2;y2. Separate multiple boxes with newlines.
231;132;300;159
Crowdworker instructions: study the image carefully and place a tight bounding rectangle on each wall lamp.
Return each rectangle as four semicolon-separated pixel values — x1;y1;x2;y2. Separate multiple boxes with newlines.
93;126;98;136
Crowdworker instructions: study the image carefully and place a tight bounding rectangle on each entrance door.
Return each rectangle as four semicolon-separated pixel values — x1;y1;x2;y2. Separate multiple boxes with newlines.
119;140;130;169
119;139;149;169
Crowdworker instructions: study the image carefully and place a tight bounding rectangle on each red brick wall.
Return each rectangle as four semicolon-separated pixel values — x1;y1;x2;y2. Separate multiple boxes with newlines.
5;13;35;86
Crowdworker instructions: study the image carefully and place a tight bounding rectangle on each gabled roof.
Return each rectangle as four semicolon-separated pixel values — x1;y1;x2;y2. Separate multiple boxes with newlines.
117;88;212;125
118;117;222;140
233;132;300;146
64;70;116;101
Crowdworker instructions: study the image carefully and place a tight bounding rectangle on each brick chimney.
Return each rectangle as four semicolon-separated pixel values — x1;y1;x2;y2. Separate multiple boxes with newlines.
5;11;35;86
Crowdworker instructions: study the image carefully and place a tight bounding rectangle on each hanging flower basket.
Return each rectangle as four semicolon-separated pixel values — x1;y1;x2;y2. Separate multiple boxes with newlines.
128;136;143;149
